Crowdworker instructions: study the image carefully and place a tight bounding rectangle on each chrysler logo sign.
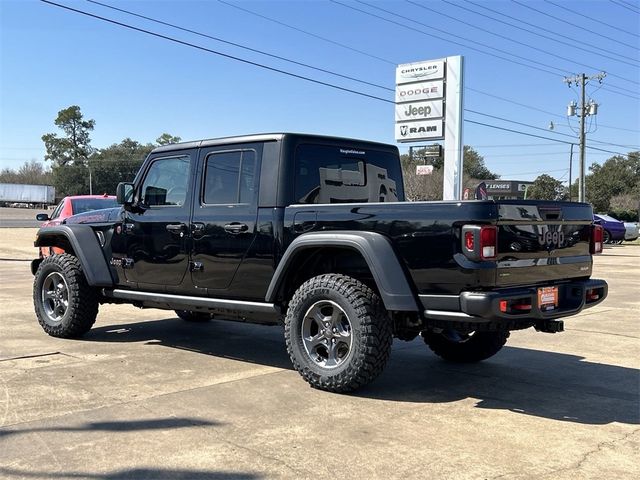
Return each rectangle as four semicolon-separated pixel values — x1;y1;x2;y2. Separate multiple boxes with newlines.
395;60;445;85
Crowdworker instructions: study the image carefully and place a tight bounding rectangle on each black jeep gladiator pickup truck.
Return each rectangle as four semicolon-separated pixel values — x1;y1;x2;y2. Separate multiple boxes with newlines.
32;133;608;392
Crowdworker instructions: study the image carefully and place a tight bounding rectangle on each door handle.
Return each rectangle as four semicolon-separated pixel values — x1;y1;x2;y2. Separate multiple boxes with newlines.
224;222;249;234
166;223;187;234
191;222;205;235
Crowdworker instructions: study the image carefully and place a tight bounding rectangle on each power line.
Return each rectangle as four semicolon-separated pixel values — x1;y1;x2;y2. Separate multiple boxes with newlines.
462;0;639;54
544;0;640;39
474;143;560;148
467;87;640;132
41;1;637;159
85;0;392;93
222;0;639;113
465;119;633;157
40;0;395;105
216;0;395;65
331;0;568;77
450;0;640;93
483;151;568;157
512;0;640;53
610;0;640;14
500;167;568;176
405;0;639;68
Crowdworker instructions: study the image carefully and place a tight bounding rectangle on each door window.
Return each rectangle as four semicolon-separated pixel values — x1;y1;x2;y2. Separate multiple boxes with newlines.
203;150;257;205
139;156;190;207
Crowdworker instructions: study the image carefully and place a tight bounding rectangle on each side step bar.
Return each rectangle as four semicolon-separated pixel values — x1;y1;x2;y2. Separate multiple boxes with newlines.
102;289;280;314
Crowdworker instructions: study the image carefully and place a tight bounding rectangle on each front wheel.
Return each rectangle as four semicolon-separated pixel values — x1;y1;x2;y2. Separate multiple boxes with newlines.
285;274;393;393
422;329;509;363
33;254;99;338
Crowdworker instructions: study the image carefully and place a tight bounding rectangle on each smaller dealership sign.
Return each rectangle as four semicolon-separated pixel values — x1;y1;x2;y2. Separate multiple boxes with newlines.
416;165;434;175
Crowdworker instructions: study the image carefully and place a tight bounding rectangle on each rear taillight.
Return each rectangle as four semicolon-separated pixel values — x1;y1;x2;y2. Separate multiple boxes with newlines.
480;225;497;260
461;225;498;261
590;225;603;254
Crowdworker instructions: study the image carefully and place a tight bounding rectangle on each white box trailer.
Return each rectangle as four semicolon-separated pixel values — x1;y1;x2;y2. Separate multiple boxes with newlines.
0;183;56;204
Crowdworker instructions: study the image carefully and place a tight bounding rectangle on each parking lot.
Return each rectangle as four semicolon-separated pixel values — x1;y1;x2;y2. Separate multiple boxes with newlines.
1;223;638;480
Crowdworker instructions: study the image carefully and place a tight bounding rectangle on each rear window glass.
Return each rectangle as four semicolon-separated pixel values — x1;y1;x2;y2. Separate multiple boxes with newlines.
294;144;403;204
71;197;118;214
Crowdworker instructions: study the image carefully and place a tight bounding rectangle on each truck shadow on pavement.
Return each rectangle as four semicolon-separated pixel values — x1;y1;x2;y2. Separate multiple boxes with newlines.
0;467;261;480
87;317;639;426
0;417;220;439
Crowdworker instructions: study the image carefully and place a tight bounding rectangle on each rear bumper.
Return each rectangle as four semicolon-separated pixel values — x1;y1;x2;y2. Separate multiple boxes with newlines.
420;279;608;324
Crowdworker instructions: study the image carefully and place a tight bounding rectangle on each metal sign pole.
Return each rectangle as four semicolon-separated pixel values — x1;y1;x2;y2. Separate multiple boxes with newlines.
443;56;464;201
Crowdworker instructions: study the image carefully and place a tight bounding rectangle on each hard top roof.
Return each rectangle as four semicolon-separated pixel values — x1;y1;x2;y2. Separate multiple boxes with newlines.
150;133;396;154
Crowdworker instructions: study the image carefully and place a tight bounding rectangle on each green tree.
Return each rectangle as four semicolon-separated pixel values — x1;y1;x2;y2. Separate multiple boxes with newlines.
90;138;154;194
526;174;566;200
42;106;95;166
462;146;499;180
156;133;182;146
52;163;89;196
585;151;639;212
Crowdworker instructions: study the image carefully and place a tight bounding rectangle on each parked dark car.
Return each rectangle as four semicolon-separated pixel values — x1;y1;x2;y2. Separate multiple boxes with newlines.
593;214;626;244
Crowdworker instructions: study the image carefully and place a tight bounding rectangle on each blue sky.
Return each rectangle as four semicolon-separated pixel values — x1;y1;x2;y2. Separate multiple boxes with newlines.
1;0;638;182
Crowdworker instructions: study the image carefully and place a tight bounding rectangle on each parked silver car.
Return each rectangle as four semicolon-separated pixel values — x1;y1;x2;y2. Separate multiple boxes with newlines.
624;222;639;242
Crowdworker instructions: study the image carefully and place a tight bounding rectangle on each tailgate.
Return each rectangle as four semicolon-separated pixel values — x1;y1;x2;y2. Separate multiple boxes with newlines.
495;201;593;287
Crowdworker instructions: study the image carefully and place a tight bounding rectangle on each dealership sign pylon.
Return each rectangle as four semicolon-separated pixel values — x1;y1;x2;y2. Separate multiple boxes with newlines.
395;56;464;201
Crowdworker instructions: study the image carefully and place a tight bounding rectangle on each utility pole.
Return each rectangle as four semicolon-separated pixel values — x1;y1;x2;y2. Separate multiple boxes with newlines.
564;72;606;202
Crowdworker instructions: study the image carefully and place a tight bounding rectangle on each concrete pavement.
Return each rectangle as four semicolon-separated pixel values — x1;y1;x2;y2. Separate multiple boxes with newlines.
0;229;638;479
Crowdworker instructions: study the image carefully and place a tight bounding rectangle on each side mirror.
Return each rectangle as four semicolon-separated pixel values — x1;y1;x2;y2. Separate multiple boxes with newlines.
116;182;135;206
36;213;50;221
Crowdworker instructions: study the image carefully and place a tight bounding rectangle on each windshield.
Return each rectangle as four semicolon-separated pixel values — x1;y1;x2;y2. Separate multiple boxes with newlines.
595;214;621;223
71;197;118;214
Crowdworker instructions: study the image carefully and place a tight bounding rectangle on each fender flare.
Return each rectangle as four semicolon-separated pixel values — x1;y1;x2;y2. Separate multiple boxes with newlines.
33;225;115;287
265;231;419;311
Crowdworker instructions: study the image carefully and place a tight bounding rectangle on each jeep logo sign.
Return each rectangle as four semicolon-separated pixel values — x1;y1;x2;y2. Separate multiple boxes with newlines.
395;99;444;122
395;120;443;141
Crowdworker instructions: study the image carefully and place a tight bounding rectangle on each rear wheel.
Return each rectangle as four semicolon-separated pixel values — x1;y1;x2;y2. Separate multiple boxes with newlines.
175;310;212;322
603;229;611;244
422;329;509;363
33;254;98;338
285;274;392;393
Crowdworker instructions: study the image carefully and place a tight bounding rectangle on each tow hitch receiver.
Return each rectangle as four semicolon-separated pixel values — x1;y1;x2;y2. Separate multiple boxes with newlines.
535;319;564;333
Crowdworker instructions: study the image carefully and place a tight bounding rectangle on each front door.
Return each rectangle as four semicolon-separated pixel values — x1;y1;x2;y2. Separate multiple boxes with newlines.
190;143;262;291
122;151;195;286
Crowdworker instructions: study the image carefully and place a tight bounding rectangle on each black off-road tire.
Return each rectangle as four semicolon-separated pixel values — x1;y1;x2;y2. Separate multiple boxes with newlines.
422;329;509;363
285;274;393;393
33;253;99;338
175;310;212;322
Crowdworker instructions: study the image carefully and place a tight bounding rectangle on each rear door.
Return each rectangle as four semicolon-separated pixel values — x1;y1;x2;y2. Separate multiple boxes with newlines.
190;143;262;291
